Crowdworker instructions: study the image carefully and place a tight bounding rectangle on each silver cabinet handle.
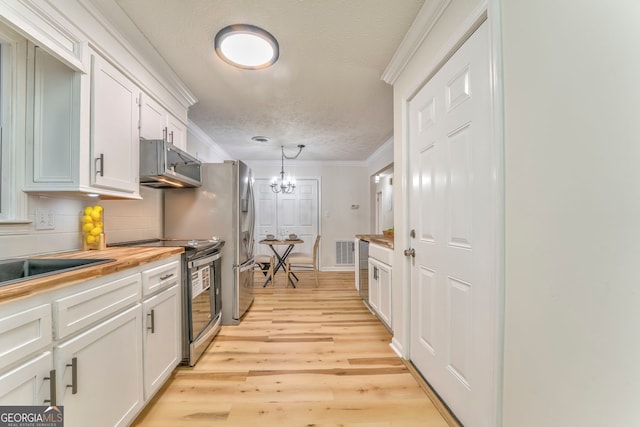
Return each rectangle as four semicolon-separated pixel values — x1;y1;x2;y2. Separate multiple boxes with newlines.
44;369;57;405
168;131;174;143
373;266;379;280
147;309;155;334
159;273;174;281
66;357;78;394
163;127;168;143
95;154;104;177
404;248;416;258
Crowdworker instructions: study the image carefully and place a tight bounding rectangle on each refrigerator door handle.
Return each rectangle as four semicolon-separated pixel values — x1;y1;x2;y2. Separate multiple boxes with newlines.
247;174;256;258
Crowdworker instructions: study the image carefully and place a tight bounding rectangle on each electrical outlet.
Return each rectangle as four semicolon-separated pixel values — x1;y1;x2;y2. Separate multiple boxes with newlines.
35;209;55;230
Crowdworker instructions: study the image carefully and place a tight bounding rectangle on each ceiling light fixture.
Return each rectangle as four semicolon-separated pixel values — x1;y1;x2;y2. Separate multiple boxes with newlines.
271;145;305;194
214;24;279;70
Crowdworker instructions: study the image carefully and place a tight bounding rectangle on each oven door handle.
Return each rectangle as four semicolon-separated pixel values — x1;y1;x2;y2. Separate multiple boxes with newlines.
188;252;222;269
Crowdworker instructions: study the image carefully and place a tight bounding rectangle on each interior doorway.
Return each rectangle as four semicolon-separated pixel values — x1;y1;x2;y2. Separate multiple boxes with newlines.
253;178;320;257
371;165;394;234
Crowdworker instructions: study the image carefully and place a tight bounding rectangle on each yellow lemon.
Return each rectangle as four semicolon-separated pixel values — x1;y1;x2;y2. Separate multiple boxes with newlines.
84;206;94;216
90;227;102;236
83;223;94;232
86;234;96;244
94;205;103;212
82;215;93;223
96;222;104;228
91;211;101;221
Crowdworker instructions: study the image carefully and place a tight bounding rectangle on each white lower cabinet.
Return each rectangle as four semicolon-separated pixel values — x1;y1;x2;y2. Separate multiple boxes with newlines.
0;352;54;405
368;244;393;329
143;284;181;399
55;304;143;427
0;255;182;425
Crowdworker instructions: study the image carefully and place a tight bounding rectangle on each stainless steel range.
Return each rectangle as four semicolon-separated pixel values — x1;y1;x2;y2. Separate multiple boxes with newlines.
111;238;223;366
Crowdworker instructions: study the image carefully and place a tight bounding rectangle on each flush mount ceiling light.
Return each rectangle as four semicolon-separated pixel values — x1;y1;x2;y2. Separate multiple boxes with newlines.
215;24;279;70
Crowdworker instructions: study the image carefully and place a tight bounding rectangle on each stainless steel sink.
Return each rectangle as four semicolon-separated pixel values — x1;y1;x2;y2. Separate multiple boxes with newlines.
0;258;115;286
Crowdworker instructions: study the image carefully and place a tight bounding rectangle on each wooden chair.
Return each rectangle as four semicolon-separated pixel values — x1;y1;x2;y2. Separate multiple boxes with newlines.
285;235;321;287
255;254;275;284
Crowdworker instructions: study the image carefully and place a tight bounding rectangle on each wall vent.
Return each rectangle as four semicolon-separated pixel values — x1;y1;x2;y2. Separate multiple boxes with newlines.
335;240;355;265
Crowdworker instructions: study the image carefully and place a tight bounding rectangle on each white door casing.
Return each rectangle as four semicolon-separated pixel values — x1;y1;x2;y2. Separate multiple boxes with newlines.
408;21;498;426
254;178;319;257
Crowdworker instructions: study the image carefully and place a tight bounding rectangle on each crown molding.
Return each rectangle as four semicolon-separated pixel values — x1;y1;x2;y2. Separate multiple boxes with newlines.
187;120;232;160
78;0;198;110
245;159;367;168
381;0;452;85
366;136;394;165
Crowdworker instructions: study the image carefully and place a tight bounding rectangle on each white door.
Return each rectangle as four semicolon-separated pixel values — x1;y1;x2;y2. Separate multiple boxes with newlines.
254;178;319;256
254;179;278;256
408;22;497;426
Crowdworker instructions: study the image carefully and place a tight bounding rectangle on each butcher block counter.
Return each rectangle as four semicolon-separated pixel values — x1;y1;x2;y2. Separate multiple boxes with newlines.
0;246;183;303
356;234;394;249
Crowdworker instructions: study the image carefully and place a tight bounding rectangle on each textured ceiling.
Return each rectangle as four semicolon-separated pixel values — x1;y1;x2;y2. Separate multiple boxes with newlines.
115;0;425;161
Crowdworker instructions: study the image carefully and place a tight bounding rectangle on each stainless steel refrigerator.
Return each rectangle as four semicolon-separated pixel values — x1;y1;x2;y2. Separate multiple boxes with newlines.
164;161;255;325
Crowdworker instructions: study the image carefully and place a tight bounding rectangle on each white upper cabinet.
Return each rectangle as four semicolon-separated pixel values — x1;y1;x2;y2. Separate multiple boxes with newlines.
166;113;187;150
24;45;142;199
6;1;196;199
90;52;140;194
140;93;187;151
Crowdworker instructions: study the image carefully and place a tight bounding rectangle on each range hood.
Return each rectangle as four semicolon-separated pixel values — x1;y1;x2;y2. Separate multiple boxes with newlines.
140;139;202;188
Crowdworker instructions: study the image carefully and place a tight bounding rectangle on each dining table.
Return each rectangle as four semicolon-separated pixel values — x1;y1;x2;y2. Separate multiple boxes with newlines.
258;238;304;287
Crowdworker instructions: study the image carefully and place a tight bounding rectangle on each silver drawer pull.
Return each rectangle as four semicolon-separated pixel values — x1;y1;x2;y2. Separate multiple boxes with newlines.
160;273;174;281
44;369;57;405
66;357;78;394
147;309;155;333
95;154;104;177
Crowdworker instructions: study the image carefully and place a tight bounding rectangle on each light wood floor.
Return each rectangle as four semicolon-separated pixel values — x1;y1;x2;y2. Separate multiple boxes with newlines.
132;271;458;427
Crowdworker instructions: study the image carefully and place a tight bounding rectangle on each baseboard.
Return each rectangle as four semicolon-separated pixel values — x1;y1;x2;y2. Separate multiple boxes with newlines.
403;360;462;427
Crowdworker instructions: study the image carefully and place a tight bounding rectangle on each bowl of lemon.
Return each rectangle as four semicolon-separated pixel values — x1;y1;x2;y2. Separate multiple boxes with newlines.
81;205;105;250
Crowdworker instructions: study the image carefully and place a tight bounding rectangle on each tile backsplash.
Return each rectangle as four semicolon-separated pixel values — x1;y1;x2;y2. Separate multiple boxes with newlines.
0;186;163;258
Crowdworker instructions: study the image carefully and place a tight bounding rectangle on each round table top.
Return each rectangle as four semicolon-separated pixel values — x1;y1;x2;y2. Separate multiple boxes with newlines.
259;238;304;244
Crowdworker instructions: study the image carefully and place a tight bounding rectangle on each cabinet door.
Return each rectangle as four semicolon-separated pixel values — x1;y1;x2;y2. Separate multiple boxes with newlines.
0;352;54;405
90;53;139;193
368;259;379;312
166;114;187;150
377;263;392;328
143;284;181;399
28;45;79;186
139;93;166;141
55;305;143;427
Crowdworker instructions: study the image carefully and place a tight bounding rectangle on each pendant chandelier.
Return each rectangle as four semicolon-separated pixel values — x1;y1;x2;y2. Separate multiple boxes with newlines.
271;144;305;194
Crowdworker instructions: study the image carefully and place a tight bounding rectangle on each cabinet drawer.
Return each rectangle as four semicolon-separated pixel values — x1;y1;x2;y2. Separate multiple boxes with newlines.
370;243;393;266
141;261;180;296
54;273;141;339
0;304;52;368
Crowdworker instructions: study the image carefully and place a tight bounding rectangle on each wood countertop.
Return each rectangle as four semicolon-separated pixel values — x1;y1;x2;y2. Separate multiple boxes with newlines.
0;247;183;304
355;234;394;249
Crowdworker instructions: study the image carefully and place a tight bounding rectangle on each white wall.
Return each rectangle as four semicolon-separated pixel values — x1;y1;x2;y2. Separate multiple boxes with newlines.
247;160;370;270
100;186;163;244
187;120;231;162
0;194;85;258
501;1;640;425
391;0;640;425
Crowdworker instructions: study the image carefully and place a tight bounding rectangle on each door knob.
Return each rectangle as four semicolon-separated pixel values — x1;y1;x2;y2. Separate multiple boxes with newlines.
404;248;415;258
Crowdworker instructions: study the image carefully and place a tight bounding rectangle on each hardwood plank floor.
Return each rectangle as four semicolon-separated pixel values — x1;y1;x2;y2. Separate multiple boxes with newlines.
132;271;458;427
